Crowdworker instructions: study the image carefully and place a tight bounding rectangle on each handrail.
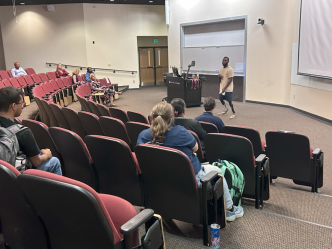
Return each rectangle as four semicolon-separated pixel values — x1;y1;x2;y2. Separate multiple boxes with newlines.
46;62;137;74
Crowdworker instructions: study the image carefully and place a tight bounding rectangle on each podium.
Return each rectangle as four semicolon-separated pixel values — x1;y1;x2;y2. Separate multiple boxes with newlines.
165;76;202;107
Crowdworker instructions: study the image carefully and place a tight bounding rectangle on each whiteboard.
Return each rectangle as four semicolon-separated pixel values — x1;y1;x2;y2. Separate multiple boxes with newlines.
182;46;244;74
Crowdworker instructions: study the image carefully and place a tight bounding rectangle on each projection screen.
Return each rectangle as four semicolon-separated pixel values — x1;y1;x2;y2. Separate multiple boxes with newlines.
298;0;332;79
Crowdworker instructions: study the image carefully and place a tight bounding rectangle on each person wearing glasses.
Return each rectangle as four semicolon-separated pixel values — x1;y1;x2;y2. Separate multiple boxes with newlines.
0;86;62;175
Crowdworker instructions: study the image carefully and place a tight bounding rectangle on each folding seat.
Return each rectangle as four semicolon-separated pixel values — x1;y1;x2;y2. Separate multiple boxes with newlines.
0;160;48;249
85;135;143;206
17;169;164;249
0;70;10;80
76;92;87;111
0;81;5;88
2;79;12;87
99;78;107;86
77;74;83;81
55;78;71;106
188;130;205;163
8;77;31;106
125;121;150;149
94;104;110;117
78;111;104;136
34;97;50;126
25;68;36;75
87;100;102;116
81;97;93;113
60;77;73;105
198;121;219;133
40;98;59;127
109;107;129;124
46;71;57;80
66;76;78;101
16;76;29;88
62;107;87;139
127;110;149;124
81;74;86;81
31;74;43;84
205;133;270;209
7;70;12;77
265;131;324;192
221;125;266;158
135;144;226;246
99;117;131;146
23;75;37;95
49;103;70;129
49;127;97;189
38;73;49;82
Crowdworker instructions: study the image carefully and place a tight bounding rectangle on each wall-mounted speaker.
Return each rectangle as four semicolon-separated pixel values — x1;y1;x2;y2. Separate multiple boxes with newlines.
47;5;55;12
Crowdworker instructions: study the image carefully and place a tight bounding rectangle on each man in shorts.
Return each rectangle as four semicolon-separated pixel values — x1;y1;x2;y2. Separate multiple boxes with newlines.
218;57;235;119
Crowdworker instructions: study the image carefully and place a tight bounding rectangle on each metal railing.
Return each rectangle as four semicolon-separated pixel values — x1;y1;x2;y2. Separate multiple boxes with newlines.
46;62;137;74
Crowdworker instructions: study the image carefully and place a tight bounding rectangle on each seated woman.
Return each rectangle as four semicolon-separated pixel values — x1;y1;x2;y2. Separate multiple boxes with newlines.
137;102;243;222
89;74;122;107
55;63;69;78
171;98;206;149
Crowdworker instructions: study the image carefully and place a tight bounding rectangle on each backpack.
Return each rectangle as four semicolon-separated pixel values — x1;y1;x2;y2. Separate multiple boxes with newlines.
0;124;28;169
212;160;245;206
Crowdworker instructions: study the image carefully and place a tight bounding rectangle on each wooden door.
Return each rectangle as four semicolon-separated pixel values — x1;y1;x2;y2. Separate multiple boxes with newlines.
139;48;155;83
155;48;168;82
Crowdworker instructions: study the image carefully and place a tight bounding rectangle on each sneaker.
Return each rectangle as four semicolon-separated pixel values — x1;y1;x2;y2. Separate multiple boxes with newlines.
229;114;235;119
226;205;244;221
218;109;228;115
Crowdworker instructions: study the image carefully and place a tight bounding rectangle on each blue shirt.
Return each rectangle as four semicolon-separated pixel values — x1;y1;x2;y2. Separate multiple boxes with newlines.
11;67;27;77
85;72;93;82
137;125;201;174
195;112;224;132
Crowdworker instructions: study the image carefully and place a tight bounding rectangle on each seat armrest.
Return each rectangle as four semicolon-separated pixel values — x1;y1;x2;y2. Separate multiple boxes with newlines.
313;148;321;157
200;171;219;185
256;154;266;164
120;209;154;235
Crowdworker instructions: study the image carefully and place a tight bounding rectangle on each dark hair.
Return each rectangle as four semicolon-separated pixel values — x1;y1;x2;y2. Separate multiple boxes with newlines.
203;97;216;111
170;98;186;117
224;56;229;62
0;86;24;112
87;67;92;72
150;102;173;144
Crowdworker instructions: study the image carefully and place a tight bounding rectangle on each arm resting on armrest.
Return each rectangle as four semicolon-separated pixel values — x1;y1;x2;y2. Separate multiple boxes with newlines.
120;209;154;235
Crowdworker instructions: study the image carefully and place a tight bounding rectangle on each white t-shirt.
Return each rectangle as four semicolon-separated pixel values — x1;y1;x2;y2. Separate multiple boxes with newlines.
219;66;234;92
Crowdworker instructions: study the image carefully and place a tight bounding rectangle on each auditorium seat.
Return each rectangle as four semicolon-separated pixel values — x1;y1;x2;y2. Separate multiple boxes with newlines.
40;98;59;127
0;160;48;249
109;107;129;124
0;70;10;80
81;74;86;81
99;116;131;147
62;107;87;139
81;97;93;113
125;122;150;149
23;75;37;90
205;133;270;208
31;74;43;84
221;125;265;158
265;131;324;192
87;100;102;117
0;81;5;88
34;97;50;127
2;79;11;87
16;76;32;99
46;72;57;80
78;111;105;136
77;74;83;82
55;78;71;106
7;70;12;78
85;135;143;206
14;117;22;124
49;127;97;189
49;103;70;129
135;144;226;246
127;110;149;124
38;73;49;82
17;169;164;249
25;68;36;75
96;103;111;116
188;130;205;163
199;121;219;133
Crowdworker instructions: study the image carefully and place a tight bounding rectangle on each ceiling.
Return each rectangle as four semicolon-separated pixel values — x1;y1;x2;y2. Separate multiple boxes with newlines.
0;0;165;6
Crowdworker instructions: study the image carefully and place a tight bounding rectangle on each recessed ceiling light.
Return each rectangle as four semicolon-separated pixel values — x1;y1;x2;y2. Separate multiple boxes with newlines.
110;0;114;1
149;0;153;2
20;2;25;4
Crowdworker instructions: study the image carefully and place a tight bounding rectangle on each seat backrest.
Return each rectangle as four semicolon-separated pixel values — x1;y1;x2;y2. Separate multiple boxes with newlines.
40;98;59;127
0;81;5;88
17;169;122;249
135;144;201;224
198;121;219;133
125;121;150;148
31;74;42;84
265;131;312;182
99;116;130;145
34;97;50;126
22;119;61;160
87;100;102;117
61;77;71;87
99;78;107;86
46;71;57;80
81;97;93;113
127;111;149;124
38;73;49;82
49;103;70;129
7;70;12;77
2;79;12;87
67;75;73;83
188;130;205;163
109;107;129;124
81;74;86;81
0;70;10;80
41;83;50;95
62;107;87;139
9;77;22;88
25;68;36;75
16;76;28;87
55;78;65;88
78;111;104;136
0;160;49;249
96;103;111;116
221;125;264;158
49;79;60;90
77;75;83;81
23;75;35;86
205;133;256;197
49;127;97;190
85;135;143;206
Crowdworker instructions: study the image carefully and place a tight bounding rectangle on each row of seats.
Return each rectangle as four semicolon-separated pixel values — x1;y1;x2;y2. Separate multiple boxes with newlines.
0;67;36;79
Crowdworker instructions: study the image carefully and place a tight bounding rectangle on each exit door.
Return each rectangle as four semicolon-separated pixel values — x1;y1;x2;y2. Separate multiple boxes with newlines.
139;47;168;86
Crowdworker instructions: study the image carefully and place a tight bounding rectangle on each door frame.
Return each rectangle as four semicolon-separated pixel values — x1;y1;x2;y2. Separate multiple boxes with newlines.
138;46;168;86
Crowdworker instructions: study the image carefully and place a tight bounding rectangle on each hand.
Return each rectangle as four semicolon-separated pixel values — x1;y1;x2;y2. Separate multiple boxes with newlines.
222;88;226;93
218;74;222;78
41;148;52;159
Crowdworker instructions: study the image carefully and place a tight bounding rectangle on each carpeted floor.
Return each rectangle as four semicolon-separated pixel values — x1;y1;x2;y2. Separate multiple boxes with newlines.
15;85;332;248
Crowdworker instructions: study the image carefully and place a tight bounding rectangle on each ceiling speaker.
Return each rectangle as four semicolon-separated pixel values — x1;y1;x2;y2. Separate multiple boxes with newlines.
47;5;55;12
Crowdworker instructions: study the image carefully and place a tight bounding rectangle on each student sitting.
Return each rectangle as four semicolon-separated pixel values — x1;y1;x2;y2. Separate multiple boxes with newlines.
195;96;225;132
137;102;243;221
11;62;27;77
55;63;69;78
0;87;62;175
